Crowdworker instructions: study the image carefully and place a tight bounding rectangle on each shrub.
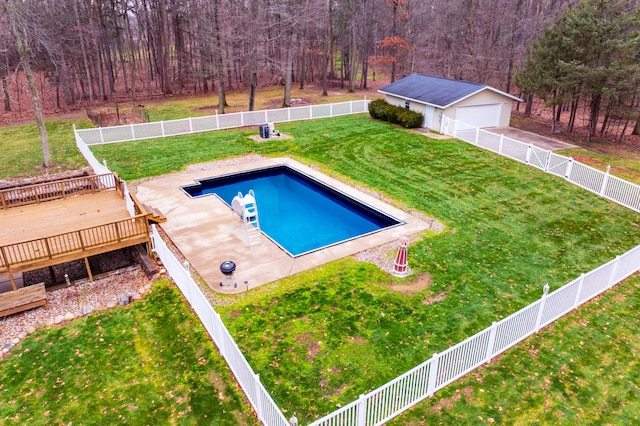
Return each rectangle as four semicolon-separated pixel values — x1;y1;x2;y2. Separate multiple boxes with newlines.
368;99;387;120
368;99;424;128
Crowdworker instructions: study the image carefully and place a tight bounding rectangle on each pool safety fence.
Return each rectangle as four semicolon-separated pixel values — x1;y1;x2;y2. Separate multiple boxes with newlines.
308;244;640;426
74;113;640;426
150;225;290;426
75;99;370;145
440;116;640;213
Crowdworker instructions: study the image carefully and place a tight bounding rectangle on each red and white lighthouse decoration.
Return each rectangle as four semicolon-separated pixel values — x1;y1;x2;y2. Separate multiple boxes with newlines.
392;237;410;277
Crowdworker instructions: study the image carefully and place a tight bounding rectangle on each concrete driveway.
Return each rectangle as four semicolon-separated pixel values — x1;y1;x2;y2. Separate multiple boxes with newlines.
489;127;577;151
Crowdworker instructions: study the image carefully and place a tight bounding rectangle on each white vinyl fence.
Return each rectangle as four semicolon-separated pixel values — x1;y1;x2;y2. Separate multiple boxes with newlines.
74;125;136;216
151;225;290;426
309;241;640;426
73;111;640;426
76;99;369;145
441;117;640;213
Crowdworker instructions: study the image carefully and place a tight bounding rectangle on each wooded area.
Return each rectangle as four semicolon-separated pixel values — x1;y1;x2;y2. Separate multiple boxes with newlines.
1;0;639;141
0;0;580;108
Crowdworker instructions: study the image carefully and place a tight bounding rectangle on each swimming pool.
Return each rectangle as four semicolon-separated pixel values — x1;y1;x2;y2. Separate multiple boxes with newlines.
181;165;402;256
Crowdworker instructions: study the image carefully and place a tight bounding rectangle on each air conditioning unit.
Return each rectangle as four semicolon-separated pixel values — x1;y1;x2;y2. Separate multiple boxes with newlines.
259;124;270;139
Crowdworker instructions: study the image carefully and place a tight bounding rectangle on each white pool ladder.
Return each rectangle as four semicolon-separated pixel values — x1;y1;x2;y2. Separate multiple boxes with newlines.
244;190;261;247
232;190;262;247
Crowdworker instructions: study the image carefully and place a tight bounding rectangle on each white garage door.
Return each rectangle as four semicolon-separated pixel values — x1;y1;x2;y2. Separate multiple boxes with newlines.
455;104;501;128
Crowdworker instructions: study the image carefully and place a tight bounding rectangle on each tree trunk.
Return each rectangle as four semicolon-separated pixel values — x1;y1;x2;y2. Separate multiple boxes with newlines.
247;0;259;111
524;94;533;117
632;97;640;135
322;49;329;96
159;0;172;95
632;117;640;136
568;98;578;133
299;32;306;90
282;34;295;108
213;0;226;113
6;0;51;168
74;0;94;102
1;76;10;111
587;94;601;142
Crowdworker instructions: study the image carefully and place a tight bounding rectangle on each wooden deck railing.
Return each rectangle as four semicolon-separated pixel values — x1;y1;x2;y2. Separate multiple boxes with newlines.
0;173;122;210
0;214;148;272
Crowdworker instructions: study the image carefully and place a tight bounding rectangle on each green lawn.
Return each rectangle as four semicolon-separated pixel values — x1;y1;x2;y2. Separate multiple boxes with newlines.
392;275;640;425
90;114;640;421
0;279;258;425
0;118;90;180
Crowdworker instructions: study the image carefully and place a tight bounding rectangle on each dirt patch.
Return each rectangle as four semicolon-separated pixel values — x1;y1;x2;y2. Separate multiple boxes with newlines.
264;98;313;110
249;132;292;143
388;273;432;295
307;340;322;362
423;291;447;305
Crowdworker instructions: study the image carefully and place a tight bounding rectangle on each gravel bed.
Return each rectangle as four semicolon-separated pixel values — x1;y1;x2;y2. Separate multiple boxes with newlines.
0;269;152;358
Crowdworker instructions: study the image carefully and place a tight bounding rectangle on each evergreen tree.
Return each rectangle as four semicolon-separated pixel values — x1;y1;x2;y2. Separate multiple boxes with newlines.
515;0;640;141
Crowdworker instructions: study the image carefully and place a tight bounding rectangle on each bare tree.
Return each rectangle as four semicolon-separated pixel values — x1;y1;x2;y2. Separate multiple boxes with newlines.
2;0;50;168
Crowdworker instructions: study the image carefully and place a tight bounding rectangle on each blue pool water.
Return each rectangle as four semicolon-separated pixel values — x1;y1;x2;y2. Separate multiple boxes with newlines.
181;166;402;256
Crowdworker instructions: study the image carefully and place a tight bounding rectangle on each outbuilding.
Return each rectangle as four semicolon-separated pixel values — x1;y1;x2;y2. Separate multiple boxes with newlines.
378;73;522;131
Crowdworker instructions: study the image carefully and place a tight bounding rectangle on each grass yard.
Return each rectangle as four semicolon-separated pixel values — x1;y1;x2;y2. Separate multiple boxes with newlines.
140;84;380;122
391;275;640;425
0;118;90;180
91;114;640;420
0;279;258;425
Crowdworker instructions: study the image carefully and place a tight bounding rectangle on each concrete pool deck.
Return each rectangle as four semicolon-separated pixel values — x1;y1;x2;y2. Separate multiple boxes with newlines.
134;157;433;293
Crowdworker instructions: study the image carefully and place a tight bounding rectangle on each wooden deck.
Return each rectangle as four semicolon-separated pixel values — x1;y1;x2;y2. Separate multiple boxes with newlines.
0;187;150;279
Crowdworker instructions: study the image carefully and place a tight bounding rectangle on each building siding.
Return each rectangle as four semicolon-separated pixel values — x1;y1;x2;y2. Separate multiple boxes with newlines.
385;89;515;129
443;90;514;127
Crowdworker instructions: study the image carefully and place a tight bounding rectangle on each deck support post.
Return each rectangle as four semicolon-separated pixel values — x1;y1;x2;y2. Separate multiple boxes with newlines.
48;266;56;285
8;273;17;291
84;257;94;282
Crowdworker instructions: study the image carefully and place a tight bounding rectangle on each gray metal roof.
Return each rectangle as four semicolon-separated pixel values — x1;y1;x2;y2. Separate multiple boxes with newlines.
378;73;521;108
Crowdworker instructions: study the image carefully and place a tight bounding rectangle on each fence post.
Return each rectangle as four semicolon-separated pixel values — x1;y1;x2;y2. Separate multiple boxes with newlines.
189;117;193;133
254;373;264;423
608;256;620;289
264;109;268;123
130;123;135;140
350;101;353;114
356;394;367;426
288;107;291;122
330;103;333;117
215;112;219;130
544;150;552;172
241;111;244;126
573;274;585;308
485;322;497;363
535;284;550;332
565;158;574;179
525;144;532;164
426;353;439;397
99;127;105;144
498;134;504;154
600;165;611;195
215;311;226;355
161;120;166;137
